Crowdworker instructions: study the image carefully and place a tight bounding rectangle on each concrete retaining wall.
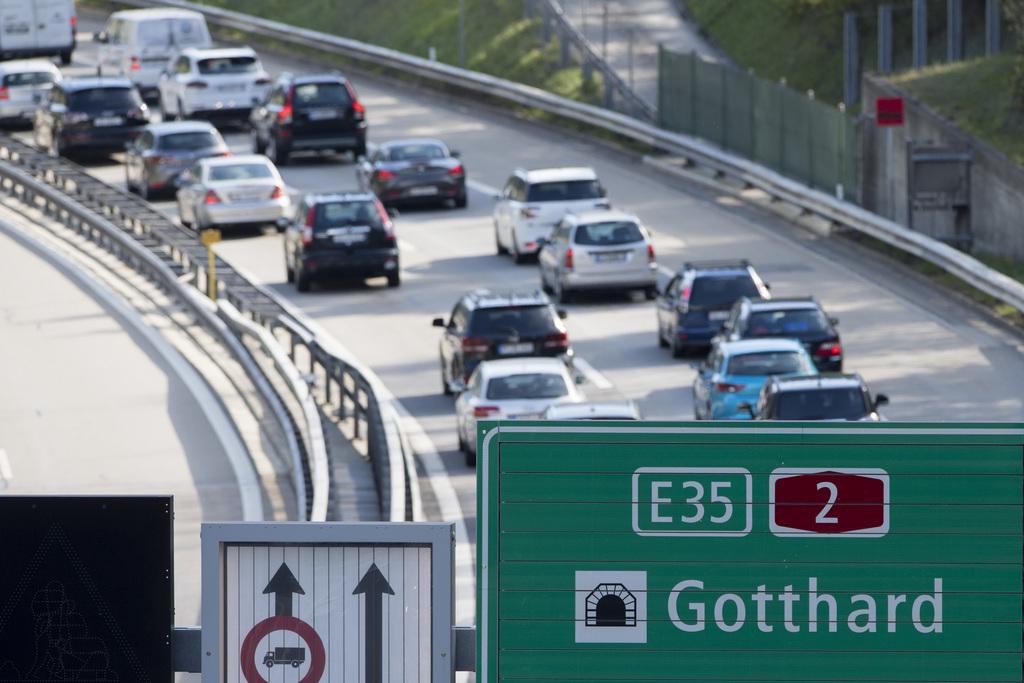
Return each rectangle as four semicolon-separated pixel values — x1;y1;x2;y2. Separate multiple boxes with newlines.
860;73;1024;261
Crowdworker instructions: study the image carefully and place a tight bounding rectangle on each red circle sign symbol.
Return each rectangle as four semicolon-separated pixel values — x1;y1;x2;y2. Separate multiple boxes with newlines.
240;615;326;683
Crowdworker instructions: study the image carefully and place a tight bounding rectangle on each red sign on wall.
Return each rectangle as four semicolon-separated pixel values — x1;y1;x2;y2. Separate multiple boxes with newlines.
876;97;905;126
769;468;889;537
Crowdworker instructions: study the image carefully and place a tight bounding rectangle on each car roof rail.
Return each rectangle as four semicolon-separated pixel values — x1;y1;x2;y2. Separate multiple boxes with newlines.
682;259;753;270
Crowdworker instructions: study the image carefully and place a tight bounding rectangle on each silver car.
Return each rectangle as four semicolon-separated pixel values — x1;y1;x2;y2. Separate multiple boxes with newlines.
125;120;230;199
538;208;659;303
0;59;61;125
176;153;291;231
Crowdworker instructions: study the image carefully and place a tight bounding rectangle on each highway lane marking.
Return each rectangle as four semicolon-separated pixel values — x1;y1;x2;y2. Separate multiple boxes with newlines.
573;357;613;389
0;448;11;485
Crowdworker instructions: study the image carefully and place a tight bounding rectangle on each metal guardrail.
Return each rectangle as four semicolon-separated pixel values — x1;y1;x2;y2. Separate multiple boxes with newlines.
106;0;1024;316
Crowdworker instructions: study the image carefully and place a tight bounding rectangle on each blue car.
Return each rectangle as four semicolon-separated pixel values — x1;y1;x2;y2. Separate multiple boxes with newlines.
692;338;818;420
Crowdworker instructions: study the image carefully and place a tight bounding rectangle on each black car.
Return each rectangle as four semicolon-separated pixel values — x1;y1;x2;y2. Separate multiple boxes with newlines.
32;76;150;157
713;295;843;372
432;289;573;395
655;259;770;357
355;137;467;209
281;192;399;291
249;71;367;166
740;373;889;421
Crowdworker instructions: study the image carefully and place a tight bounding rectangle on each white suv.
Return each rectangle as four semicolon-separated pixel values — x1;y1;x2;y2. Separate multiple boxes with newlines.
157;46;270;125
492;166;609;263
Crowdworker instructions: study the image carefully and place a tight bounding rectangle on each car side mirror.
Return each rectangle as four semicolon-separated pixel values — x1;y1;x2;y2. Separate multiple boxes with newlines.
432;317;446;328
575;375;587;385
831;317;839;326
94;32;107;44
874;394;889;408
451;380;468;393
491;193;501;202
536;236;548;247
450;150;461;158
556;309;568;319
689;361;705;372
736;402;754;417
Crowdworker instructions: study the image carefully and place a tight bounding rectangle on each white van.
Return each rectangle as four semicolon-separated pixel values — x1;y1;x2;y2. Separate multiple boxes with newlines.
95;8;212;100
0;0;76;65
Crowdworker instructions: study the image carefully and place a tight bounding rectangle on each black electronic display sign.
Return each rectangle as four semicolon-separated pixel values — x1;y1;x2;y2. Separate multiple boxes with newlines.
0;496;173;683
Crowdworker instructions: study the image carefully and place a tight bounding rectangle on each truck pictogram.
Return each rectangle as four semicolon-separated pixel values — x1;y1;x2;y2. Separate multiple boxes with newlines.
263;647;305;668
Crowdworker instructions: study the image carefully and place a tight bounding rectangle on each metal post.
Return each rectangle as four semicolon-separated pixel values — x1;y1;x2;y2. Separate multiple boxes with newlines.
878;5;893;73
913;0;927;69
887;126;896;221
628;27;634;90
843;12;859;107
459;0;465;69
985;0;1000;56
947;0;962;63
582;0;587;40
602;4;608;61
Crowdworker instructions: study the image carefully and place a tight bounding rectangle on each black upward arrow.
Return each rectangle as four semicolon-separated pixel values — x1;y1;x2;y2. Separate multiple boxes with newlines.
263;563;305;617
352;563;394;683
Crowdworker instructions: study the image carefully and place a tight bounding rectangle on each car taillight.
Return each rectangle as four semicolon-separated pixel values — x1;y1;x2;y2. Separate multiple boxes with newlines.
346;81;364;119
715;382;746;393
128;106;148;119
543;332;570;350
474;406;501;418
520;206;539;219
130;55;140;71
816;342;842;357
377;169;397;180
447;165;464;176
204;190;221;204
186;80;208;89
461;337;489;354
147;155;174;165
279;85;294;123
301;205;317;245
678;285;692;313
0;87;7;101
270;185;285;200
563;248;574;271
647;244;656;263
255;76;271;86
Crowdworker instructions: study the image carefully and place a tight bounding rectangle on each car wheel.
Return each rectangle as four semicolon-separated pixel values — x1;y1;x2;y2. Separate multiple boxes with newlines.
386;270;400;288
295;264;311;292
285;257;295;283
59;50;72;66
267;136;288;166
658;326;669;348
671;334;686;359
50;133;63;158
644;286;658;300
511;232;527;264
175;99;186;122
454;193;467;209
250;126;265;154
554;276;573;304
440;359;452;396
464;439;476;467
138;174;151;201
540;268;553;295
495;227;508;255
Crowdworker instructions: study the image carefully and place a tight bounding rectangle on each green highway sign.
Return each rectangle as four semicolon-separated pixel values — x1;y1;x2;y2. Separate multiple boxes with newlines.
477;422;1024;683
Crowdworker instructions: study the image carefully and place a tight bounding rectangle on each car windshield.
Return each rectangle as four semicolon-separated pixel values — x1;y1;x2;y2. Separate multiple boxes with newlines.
774;388;868;420
387;143;446;161
468;306;557;336
312;201;381;232
574;221;643;245
3;72;56;87
486;373;568;400
526;179;602;202
159;132;221;151
292;82;351;109
688;275;761;309
726;351;813;376
747;309;830;336
68;87;140;112
197;56;259;75
208;163;274;181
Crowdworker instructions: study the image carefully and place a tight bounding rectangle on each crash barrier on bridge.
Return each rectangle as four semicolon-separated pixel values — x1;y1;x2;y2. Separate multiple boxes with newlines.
0;138;419;523
110;0;1024;316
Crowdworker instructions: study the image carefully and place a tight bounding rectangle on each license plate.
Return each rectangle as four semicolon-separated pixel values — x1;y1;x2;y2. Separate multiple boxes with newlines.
594;251;626;262
498;342;533;355
94;116;124;127
307;108;338;120
407;186;438;197
229;192;264;202
509;413;542;420
218;84;244;92
708;310;730;321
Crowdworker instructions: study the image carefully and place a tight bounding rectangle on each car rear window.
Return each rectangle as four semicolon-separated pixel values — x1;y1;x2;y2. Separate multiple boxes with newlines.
292;82;352;109
159;132;221;151
526;179;602;202
312;201;381;233
68;87;140;112
574;221;643;245
775;388;868;420
209;163;274;181
688;275;761;309
3;72;56;87
197;56;259;75
468;306;558;336
726;351;813;376
486;373;568;400
387;143;446;161
746;309;831;336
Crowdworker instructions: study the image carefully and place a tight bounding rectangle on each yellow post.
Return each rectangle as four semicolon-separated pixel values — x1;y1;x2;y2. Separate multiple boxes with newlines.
200;229;222;301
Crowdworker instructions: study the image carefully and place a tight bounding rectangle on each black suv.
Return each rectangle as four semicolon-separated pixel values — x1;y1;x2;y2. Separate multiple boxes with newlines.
281;192;399;291
713;296;843;372
432;289;572;395
740;373;889;421
654;259;769;357
32;76;150;157
249;71;367;166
